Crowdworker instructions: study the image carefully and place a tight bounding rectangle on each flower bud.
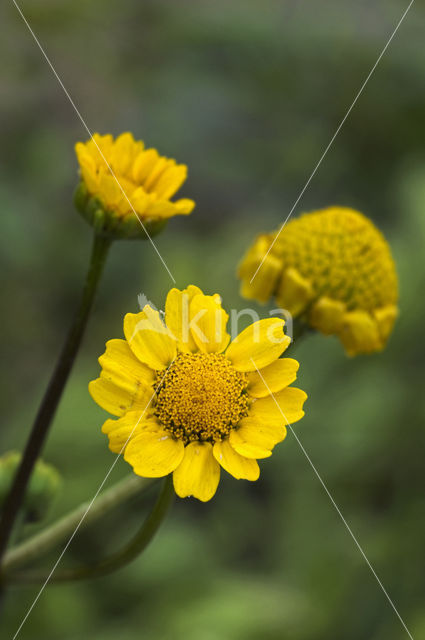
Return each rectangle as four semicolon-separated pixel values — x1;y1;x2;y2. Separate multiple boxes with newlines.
74;133;195;240
0;451;61;523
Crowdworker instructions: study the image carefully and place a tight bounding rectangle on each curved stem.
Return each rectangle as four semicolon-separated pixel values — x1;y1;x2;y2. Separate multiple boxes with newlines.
2;475;154;577
0;233;111;563
9;475;174;585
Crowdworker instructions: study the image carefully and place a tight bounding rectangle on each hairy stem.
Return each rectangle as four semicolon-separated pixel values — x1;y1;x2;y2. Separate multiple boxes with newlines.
8;475;174;585
0;233;111;563
2;475;154;577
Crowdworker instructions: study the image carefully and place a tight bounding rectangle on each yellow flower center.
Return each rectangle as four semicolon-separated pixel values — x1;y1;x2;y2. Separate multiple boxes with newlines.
273;207;398;310
154;353;249;444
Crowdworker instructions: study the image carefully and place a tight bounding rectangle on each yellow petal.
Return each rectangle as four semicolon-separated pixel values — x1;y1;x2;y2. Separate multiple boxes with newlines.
238;234;283;303
174;198;196;215
85;133;114;165
165;285;203;352
98;173;123;207
124;307;177;370
153;164;187;200
132;148;159;184
128;186;151;216
143;200;179;219
247;358;299;397
250;387;307;426
75;144;97;174
79;162;99;193
189;294;230;353
339;310;381;356
276;266;314;317
144;157;171;191
101;413;157;453
144;198;195;219
226;318;290;372
99;338;155;387
229;419;286;459
374;305;398;343
309;296;346;335
124;429;184;477
173;442;220;501
89;373;152;417
111;132;136;175
89;338;154;417
102;413;158;436
213;439;259;480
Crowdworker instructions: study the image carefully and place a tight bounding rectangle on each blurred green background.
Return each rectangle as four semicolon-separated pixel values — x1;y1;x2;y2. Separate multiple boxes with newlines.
1;0;424;638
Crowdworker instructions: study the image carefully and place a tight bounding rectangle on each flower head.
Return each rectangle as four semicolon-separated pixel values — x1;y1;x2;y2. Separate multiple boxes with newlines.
90;286;306;501
239;207;398;356
74;133;195;239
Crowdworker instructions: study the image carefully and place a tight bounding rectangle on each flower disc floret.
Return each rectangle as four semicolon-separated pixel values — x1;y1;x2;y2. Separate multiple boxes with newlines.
155;353;249;444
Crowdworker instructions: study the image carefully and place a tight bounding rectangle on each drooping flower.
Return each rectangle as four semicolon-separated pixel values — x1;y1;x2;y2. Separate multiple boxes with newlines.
74;133;195;238
90;286;307;501
238;207;398;356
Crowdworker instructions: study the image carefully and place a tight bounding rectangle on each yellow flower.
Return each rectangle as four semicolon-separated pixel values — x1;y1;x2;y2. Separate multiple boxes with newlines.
90;286;307;501
74;133;195;238
239;207;398;356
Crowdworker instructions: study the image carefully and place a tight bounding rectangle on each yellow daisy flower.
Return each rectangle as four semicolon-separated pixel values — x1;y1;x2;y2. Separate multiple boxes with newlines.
90;286;307;502
74;133;195;238
239;207;398;356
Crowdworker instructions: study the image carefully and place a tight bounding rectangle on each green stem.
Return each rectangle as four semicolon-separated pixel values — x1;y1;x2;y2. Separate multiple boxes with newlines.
1;475;154;577
8;511;26;549
9;475;174;585
0;233;111;563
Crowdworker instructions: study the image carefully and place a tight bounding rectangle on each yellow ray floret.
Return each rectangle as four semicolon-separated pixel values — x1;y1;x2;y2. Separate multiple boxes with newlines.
90;286;307;501
74;133;195;238
238;207;398;356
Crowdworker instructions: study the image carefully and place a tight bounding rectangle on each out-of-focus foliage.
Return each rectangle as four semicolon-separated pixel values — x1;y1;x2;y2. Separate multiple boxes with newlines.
1;1;424;638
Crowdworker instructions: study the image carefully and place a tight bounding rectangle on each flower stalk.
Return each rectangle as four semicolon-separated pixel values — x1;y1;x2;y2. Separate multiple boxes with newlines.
7;475;173;585
1;475;154;578
0;232;111;563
